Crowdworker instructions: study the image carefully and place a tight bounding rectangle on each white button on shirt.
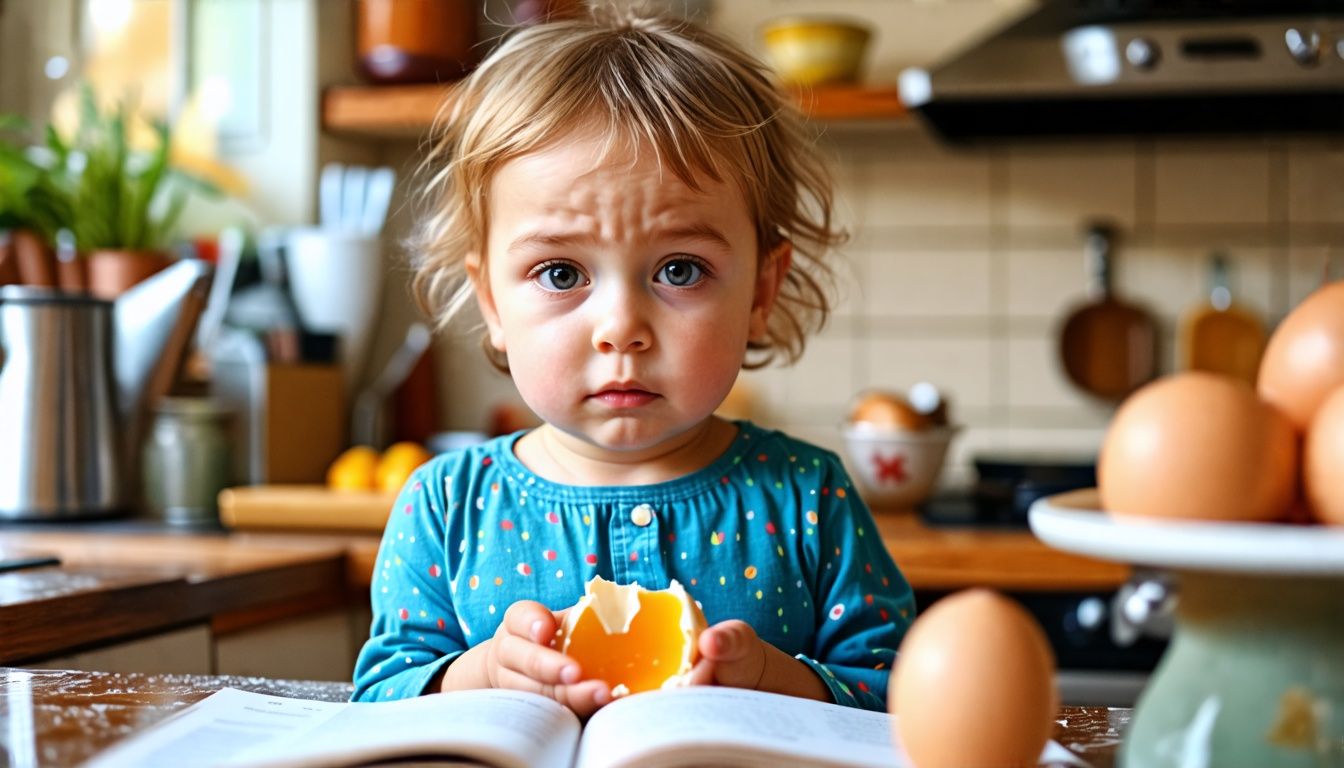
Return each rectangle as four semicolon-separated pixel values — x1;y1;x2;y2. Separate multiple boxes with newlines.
630;504;655;527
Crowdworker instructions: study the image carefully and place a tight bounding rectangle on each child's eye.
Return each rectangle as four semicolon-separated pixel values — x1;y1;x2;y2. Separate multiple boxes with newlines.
532;262;586;292
655;258;705;287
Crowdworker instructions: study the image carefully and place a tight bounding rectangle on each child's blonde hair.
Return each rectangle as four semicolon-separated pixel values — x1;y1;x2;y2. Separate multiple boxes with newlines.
409;6;844;369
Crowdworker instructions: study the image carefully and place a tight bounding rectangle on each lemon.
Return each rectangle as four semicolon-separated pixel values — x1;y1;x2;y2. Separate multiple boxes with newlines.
326;445;379;491
375;442;433;493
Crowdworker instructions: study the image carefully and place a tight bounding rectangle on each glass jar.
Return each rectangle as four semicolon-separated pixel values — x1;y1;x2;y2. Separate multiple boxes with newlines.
142;397;233;526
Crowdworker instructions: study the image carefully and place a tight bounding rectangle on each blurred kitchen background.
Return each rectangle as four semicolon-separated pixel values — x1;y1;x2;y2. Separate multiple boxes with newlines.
2;0;1341;705
2;0;1341;489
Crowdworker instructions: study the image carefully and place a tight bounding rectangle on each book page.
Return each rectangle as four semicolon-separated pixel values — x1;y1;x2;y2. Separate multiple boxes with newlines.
85;687;581;768
573;687;1091;768
574;687;898;768
84;689;348;768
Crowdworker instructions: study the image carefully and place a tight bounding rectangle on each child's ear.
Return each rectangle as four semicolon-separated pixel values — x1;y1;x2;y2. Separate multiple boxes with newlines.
749;239;792;341
465;252;507;353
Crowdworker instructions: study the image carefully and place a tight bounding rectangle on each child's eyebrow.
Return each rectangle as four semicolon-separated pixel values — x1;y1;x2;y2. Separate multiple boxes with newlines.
508;224;733;254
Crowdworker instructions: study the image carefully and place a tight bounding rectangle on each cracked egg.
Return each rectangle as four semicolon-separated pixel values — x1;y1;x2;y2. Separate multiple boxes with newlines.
556;576;707;697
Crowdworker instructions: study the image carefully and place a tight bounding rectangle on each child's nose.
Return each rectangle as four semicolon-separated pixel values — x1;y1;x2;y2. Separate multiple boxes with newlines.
591;285;652;353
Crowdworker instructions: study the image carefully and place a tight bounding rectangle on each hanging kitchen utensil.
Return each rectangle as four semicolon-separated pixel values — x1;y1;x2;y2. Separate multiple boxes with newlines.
1179;252;1266;385
1058;223;1159;401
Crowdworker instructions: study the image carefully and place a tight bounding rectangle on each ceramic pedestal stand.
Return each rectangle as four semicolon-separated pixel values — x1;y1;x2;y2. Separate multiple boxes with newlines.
1030;490;1344;768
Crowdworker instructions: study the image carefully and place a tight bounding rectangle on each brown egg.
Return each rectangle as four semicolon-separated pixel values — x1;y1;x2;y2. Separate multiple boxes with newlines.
848;390;930;431
1304;385;1344;526
1099;372;1298;522
890;590;1057;768
1258;281;1344;431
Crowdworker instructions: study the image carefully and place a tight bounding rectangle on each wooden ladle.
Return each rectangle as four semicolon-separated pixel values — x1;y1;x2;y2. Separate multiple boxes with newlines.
1058;224;1158;401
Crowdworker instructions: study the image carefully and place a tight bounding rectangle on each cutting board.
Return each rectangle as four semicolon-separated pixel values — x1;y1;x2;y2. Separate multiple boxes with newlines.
218;486;397;532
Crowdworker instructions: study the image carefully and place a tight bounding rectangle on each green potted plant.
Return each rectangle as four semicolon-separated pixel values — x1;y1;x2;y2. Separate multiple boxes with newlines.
0;114;73;287
43;87;215;297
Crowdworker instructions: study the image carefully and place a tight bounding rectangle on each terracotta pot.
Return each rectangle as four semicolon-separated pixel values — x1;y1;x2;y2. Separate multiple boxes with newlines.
87;249;174;299
0;231;18;286
57;255;88;293
12;229;57;287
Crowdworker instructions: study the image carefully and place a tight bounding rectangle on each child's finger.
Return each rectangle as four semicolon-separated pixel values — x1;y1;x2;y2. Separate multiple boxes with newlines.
502;600;558;643
698;620;755;661
553;680;612;717
497;633;581;685
686;657;717;686
494;668;611;716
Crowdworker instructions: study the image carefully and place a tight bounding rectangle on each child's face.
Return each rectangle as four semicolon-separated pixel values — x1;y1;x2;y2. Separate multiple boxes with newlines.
468;129;787;457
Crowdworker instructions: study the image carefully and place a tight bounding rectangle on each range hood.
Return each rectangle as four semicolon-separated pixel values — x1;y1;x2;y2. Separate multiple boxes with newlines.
898;1;1344;141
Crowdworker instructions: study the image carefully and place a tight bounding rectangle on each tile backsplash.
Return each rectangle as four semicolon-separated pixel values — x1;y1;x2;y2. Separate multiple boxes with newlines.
431;125;1343;488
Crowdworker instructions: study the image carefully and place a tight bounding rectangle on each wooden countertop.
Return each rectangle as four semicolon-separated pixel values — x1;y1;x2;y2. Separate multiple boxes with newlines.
0;666;1130;767
872;511;1131;592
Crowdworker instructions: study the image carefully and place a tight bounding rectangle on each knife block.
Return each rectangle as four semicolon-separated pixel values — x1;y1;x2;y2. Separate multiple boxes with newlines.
212;362;347;484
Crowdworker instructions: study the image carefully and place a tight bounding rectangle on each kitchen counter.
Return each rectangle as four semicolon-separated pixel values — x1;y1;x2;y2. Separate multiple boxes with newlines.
0;666;1131;767
0;526;358;664
872;510;1131;592
0;509;1128;665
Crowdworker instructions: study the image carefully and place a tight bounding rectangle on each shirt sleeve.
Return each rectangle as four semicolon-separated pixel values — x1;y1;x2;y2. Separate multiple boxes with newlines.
796;453;916;711
352;459;464;701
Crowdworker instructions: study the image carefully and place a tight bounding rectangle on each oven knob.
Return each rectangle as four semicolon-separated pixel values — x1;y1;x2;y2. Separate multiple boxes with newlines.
1075;596;1107;631
1285;28;1322;67
1114;576;1177;646
1125;37;1160;70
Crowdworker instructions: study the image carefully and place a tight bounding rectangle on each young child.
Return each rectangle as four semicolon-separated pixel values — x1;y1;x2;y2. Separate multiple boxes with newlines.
353;7;915;715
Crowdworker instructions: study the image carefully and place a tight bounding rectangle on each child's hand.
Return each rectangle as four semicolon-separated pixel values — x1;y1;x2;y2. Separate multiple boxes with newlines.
480;600;612;716
689;620;769;690
690;620;832;702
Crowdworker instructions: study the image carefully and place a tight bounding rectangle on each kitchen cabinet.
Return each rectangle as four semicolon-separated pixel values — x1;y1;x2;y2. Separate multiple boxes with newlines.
26;625;213;676
322;83;907;139
214;607;366;682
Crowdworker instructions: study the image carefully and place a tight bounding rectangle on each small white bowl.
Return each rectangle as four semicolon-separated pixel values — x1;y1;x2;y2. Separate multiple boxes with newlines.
842;424;959;509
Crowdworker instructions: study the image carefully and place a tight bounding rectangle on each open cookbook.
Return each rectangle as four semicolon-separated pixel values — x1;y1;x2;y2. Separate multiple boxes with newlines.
84;685;1086;768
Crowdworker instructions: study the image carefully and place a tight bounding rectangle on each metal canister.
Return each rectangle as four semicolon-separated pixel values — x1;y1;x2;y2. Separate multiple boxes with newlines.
142;397;233;526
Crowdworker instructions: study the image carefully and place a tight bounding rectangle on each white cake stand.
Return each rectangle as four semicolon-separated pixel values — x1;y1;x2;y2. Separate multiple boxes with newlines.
1030;490;1344;768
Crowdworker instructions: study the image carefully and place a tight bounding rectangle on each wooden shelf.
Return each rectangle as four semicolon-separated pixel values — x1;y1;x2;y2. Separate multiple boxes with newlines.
323;82;907;139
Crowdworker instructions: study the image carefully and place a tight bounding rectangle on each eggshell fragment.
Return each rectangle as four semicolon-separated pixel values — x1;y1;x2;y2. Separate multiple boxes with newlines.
1304;385;1344;526
1258;281;1344;431
890;590;1057;768
1099;372;1298;522
556;576;706;697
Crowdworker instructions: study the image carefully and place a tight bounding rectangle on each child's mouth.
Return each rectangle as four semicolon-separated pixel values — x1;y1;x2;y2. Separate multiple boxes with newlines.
591;389;659;408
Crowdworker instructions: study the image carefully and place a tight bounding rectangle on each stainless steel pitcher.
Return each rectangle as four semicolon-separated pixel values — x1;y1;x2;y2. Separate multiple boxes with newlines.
0;260;212;519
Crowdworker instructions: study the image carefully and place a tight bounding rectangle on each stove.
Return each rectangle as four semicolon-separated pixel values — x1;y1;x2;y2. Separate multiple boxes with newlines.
919;453;1098;528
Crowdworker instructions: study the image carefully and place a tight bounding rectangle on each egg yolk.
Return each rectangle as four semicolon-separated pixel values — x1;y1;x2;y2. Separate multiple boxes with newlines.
564;591;690;694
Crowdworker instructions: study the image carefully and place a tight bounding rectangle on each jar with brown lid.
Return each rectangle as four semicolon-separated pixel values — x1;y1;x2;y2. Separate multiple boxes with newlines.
356;0;479;84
